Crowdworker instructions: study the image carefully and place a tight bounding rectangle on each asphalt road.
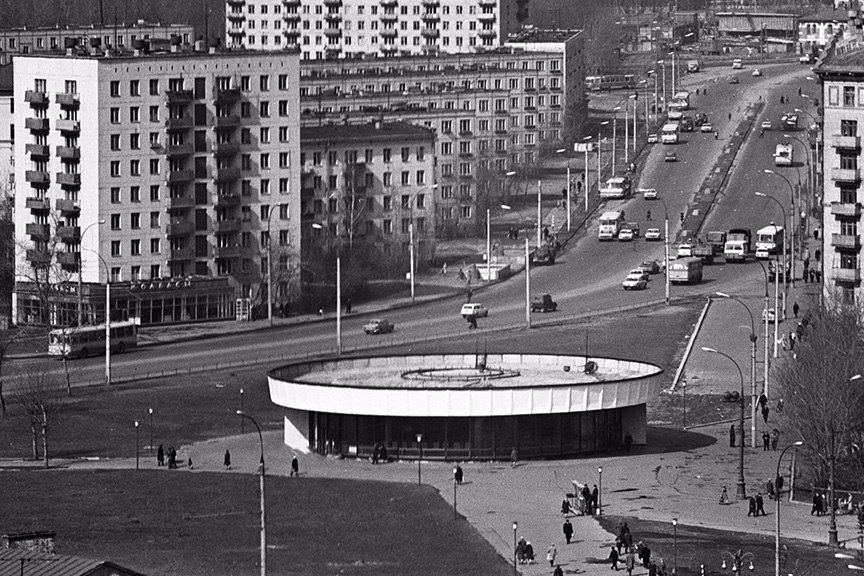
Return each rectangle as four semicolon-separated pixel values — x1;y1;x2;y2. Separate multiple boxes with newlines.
8;63;818;387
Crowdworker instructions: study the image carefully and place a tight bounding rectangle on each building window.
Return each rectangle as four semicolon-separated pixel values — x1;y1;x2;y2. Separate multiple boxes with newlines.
110;134;121;150
110;161;121;177
110;241;121;257
130;186;140;202
844;86;855;107
841;120;858;137
460;206;472;219
131;239;141;256
130;80;140;96
840;151;858;170
110;81;120;97
110;187;121;203
260;75;270;91
110;214;121;230
110;108;120;123
150;185;160;201
130;133;140;150
149;159;160;175
130;160;140;176
149;79;159;95
150;212;160;228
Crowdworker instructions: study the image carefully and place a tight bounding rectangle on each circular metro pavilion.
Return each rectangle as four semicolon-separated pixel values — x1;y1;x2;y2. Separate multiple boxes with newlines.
268;353;663;461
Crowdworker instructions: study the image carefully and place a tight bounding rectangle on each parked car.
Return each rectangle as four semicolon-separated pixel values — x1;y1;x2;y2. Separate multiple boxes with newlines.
761;120;772;130
762;308;779;324
752;68;762;77
461;303;488;318
628;269;649;282
364;319;394;335
639;260;661;274
640;188;658;200
530;293;558;313
648;133;659;144
701;123;714;133
695;113;708;126
800;54;815;64
618;228;635;241
622;273;648;290
645;228;662;241
665;152;677;162
728;76;739;84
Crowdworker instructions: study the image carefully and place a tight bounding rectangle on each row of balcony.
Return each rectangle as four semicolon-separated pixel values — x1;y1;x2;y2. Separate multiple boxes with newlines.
831;233;861;250
24;197;81;214
831;202;862;218
25;223;80;242
831;135;861;149
24;117;80;134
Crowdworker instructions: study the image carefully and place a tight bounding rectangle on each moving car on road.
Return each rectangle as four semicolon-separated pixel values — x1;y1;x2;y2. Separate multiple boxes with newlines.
461;303;488;318
645;228;662;241
364;319;395;335
531;293;558;313
622;273;648;290
665;151;677;162
701;122;714;133
640;188;658;200
761;120;772;130
648;133;659;144
728;76;739;84
639;260;661;274
752;68;762;77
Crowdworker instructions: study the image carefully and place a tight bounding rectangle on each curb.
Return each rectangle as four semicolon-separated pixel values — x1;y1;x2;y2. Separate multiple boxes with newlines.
669;296;712;392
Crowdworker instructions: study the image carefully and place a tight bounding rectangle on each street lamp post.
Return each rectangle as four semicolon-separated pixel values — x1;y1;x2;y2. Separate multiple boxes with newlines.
310;222;341;354
784;132;812;239
77;220;105;326
776;441;804;576
237;411;266;576
598;466;603;516
416;433;423;485
148;408;154;451
583;135;592;214
525;238;531;328
762;172;796;292
702;347;747;499
612;106;622;174
134;420;139;470
599;121;610;191
673;518;678;576
240;388;245;433
753;260;772;399
755;192;788;354
682;381;687;429
84;247;112;386
715;292;758;448
656;197;671;306
555;148;572;232
486;208;491;284
513;522;519;576
657;59;666;114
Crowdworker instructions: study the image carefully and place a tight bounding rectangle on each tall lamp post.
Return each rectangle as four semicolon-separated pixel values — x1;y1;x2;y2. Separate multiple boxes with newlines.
134;420;140;470
656;196;671;306
715;292;758;448
77;219;105;326
240;388;245;433
612;106;622;174
148;408;154;451
237;410;266;576
657;59;666;114
762;171;796;290
512;522;519;576
416;433;423;485
582;135;593;214
672;518;678;575
776;441;804;576
84;247;112;386
310;222;341;354
702;347;747;499
264;204;277;327
598;121;610;190
784;132;812;237
598;466;603;516
753;260;772;399
756;192;789;342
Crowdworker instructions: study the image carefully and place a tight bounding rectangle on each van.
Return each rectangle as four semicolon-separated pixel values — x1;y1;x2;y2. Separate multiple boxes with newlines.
460;303;488;318
732;59;743;69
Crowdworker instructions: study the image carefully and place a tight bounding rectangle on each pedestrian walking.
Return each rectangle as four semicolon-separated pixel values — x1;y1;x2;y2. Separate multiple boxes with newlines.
546;543;558;567
441;262;448;276
811;491;821;515
625;550;637;576
224;449;232;470
762;431;770;451
730;424;736;447
466;314;478;330
762;405;770;423
793;302;799;318
609;546;620;570
771;429;779;450
563;518;574;544
719;485;729;504
510;447;518;468
466;288;473;303
624;431;633;452
582;484;592;515
790;331;797;350
554;565;564;576
776;474;785;495
759;128;764;138
809;268;816;283
291;454;299;477
715;131;719;140
803;266;809;283
592;484;599;515
157;444;165;467
756;493;766;516
767;479;775;499
748;496;757;517
646;210;652;222
345;298;352;314
454;463;463;484
758;393;768;410
168;446;177;469
639;542;651;568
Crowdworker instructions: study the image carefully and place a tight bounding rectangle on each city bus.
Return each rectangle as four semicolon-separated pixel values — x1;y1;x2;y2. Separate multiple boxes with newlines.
48;320;138;359
585;74;637;91
661;123;680;144
598;210;625;240
774;144;792;166
755;225;784;258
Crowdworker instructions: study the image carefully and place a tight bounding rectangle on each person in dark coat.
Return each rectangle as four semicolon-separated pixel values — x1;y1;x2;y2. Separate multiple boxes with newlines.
157;444;165;467
224;449;231;470
554;565;564;576
561;499;571;515
372;443;380;464
563;518;574;544
793;302;799;318
624;432;633;452
730;424;736;447
748;496;757;517
609;545;620;570
592;484;599;515
582;484;593;515
290;454;299;477
756;493;766;516
639;543;652;568
762;431;771;451
811;491;821;515
762;405;770;423
454;463;464;484
168;446;177;469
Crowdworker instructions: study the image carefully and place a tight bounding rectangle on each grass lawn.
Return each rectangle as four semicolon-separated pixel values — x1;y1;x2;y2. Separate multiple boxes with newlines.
0;469;511;576
597;515;850;576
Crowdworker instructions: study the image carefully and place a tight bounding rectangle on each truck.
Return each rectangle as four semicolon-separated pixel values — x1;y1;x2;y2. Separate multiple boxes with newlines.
774;143;792;166
755;225;784;258
669;257;703;284
680;115;695;132
598;210;625;240
724;228;752;262
599;176;631;199
692;242;716;265
531;293;558;313
705;231;727;255
687;59;700;73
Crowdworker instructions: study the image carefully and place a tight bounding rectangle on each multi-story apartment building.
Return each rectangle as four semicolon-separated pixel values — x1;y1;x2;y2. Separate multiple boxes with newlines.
300;121;436;264
0;21;195;66
13;46;301;326
816;36;864;306
225;0;528;59
0;64;12;196
799;9;850;56
299;29;585;234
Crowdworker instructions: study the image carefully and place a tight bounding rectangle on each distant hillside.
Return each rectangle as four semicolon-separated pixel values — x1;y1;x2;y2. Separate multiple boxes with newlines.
0;0;222;42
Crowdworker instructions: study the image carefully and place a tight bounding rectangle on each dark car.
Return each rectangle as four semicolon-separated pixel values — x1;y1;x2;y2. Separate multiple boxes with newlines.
530;293;558;313
665;152;677;162
364;319;395;334
532;247;557;265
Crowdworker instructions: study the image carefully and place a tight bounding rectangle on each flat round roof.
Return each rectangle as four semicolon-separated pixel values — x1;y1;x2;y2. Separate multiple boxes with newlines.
269;353;663;418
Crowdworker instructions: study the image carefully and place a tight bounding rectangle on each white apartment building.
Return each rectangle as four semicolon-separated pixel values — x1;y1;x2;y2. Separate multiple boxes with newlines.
225;0;527;59
13;46;301;326
0;64;12;196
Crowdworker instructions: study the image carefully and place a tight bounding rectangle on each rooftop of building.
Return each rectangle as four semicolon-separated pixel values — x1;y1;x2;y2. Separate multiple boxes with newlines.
0;548;146;576
0;20;192;33
15;43;298;62
301;121;435;144
815;35;864;71
504;27;582;44
715;11;797;17
799;7;850;22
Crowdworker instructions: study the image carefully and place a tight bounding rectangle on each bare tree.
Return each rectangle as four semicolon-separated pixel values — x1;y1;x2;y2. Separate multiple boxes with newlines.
15;366;65;467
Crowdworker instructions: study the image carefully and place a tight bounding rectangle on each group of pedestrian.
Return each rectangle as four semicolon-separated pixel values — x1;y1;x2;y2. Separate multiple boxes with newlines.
371;442;389;464
761;429;779;451
577;482;600;515
157;445;178;469
747;493;767;517
608;524;662;576
812;491;830;516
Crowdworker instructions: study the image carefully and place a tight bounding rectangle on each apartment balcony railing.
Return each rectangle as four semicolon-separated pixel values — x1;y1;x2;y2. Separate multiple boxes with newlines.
831;233;862;250
830;202;862;218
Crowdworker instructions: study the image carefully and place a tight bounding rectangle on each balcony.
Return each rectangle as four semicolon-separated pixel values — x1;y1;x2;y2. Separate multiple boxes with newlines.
214;87;242;104
381;45;398;54
168;247;195;261
326;12;343;22
217;245;243;258
228;29;247;38
166;89;195;104
227;12;246;22
26;248;51;267
26;144;50;158
56;198;80;215
168;195;195;209
283;12;301;23
380;11;398;21
214;166;241;182
56;225;81;243
325;28;343;37
422;0;439;6
380;0;398;5
324;0;342;6
25;117;50;132
477;12;496;20
25;90;48;106
26;223;50;240
421;27;440;38
215;193;241;206
216;219;242;232
301;186;315;199
282;0;301;7
165;116;194;131
56;172;82;187
831;233;861;250
214;115;241;129
832;267;861;283
380;28;397;38
421;12;440;21
478;28;496;38
25;197;50;212
228;0;246;5
214;141;240;156
831;202;862;218
25;170;50;185
167;221;194;237
283;29;301;39
831;167;861;182
56;145;81;160
165;142;194;157
478;0;495;5
56;92;80;108
57;252;79;269
831;135;861;149
166;169;194;183
56;119;81;134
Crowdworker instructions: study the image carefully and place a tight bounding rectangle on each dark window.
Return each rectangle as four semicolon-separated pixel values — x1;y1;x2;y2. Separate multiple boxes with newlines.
194;130;207;152
194;157;208;179
194;104;207;126
195;182;208;204
195;235;209;257
194;77;206;100
195;209;208;231
841;120;858;137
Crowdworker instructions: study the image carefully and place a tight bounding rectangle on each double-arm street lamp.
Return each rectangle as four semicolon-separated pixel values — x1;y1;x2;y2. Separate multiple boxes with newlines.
237;411;266;576
775;441;804;576
753;260;773;399
755;191;790;331
77;220;105;326
762;172;796;291
715;293;758;448
702;347;747;499
311;222;341;354
655;196;672;306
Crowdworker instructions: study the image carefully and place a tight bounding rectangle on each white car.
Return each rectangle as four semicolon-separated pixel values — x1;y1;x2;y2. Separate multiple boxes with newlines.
618;228;634;241
460;303;488;318
648;133;659;144
677;244;693;258
645;228;662;241
640;188;658;200
762;308;778;323
628;269;649;282
622;273;648;290
761;120;772;130
752;68;762;77
701;123;714;133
